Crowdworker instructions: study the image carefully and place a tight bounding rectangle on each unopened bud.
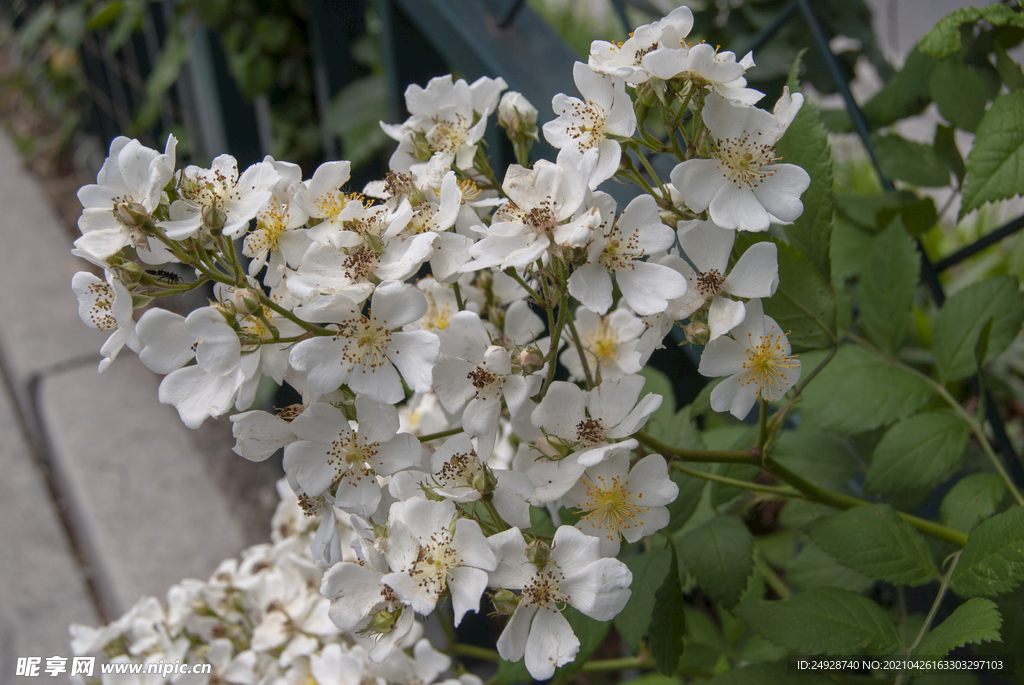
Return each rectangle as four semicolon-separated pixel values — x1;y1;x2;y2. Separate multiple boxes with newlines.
519;347;544;374
683;321;710;346
202;203;227;232
411;132;433;162
232;288;260;315
118;261;144;284
367;607;400;634
490;589;520;616
474;466;498;496
498;92;539;138
526;538;551;567
113;201;150;229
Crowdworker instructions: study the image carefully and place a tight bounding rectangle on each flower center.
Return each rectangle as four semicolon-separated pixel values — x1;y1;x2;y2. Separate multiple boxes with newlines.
576;418;606;446
427;114;470;155
338;316;392;370
565;100;608;151
696;269;725;296
714;132;776;188
526;202;557;234
523;565;569;608
467;365;502;393
410;531;458;596
739;331;798;401
578;475;646;539
84;282;118;330
342;247;379;281
583;320;619;365
435;452;481;490
598;224;642;271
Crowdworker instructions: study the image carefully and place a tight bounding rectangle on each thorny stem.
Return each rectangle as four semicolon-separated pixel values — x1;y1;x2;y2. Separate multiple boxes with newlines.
895;551;962;685
847;332;1024;506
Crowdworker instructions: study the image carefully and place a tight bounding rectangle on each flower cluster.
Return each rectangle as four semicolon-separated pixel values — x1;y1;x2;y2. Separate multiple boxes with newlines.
68;480;476;685
68;6;806;678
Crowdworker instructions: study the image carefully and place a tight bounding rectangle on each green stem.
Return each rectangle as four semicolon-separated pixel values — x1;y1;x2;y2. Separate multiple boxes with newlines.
502;267;544;305
633;148;670;202
257;292;331;334
452;281;466;311
447;644;501;662
539;289;570;400
637;430;760;464
764;456;969;547
895;552;962;685
671;461;800;498
418;427;464;443
754;549;792;600
847;332;1024;507
565;314;595;390
481;497;509;532
579;656;653;673
757;398;768;451
766;342;838;449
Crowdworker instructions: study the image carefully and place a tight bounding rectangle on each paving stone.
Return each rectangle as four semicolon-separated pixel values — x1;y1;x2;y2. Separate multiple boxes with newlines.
0;383;99;685
36;356;251;616
0;133;105;398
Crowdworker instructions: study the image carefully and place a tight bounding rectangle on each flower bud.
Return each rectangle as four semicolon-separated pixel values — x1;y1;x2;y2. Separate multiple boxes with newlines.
683;321;710;346
526;538;551;567
498;92;539;138
489;589;520;616
474;466;498;496
518;346;544;374
367;606;401;635
202;203;227;232
232;288;261;316
118;261;145;285
113;200;151;229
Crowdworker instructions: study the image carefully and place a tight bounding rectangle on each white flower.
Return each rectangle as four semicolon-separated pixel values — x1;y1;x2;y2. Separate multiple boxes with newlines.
698;298;800;418
642;44;763;105
161;154;280;239
72;271;140;371
432;311;540;459
74;134;176;260
288;281;439;403
488;526;632;680
243;196;310;287
589;6;694;84
382;498;496;624
230;409;298;462
673;219;779;340
528;374;662;501
670;90;810;231
465;147;599;271
282;398;421;512
543;62;636;188
564;452;678;556
498;91;539;135
568;194;686;316
560;305;644;383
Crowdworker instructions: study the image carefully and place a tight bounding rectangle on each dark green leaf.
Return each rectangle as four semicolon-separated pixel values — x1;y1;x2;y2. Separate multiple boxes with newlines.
615;549;673;654
941;473;1007;534
787;542;875;593
877;196;938;237
830;220;873;282
640;366;676;440
872;133;952;187
960;91;1024;219
975;317;994;373
865;411;970;496
935;124;966;186
995;42;1024;91
859;219;919;353
649;549;686;675
775;100;834;279
736;236;836;351
809;505;939;585
951;506;1024;598
799;345;934;434
735;588;900;655
678;516;753;609
974;585;1024;682
920;6;1024;59
834;190;919;233
667;466;708;531
88;1;122;30
933;275;1024;382
916;598;1002;656
780;502;836;530
930;58;997;132
861;47;936;129
771;429;858;493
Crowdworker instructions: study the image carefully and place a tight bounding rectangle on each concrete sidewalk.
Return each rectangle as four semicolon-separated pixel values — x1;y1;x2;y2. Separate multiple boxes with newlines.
0;130;279;684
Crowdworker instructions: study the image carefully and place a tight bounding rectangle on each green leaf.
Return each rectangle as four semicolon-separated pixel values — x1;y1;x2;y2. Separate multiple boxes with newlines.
831;220;874;282
809;505;939;585
834;190;919;233
648;548;686;675
771;429;858;493
960;90;1024;219
951;506;1024;598
865;411;970;496
640;366;676;440
615;549;673;654
667;466;708;531
973;585;1024;682
678;516;754;609
735;588;900;655
737;236;836;351
329;76;391;168
930;58;998;132
877;196;938;237
799;345;934;434
774;100;834;280
859;219;919;353
941;473;1007;534
708;661;834;684
87;1;121;30
995;42;1024;91
787;542;875;593
935;124;966;186
872;133;952;187
861;47;937;128
916;598;1002;656
933;275;1024;382
920;5;1024;59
